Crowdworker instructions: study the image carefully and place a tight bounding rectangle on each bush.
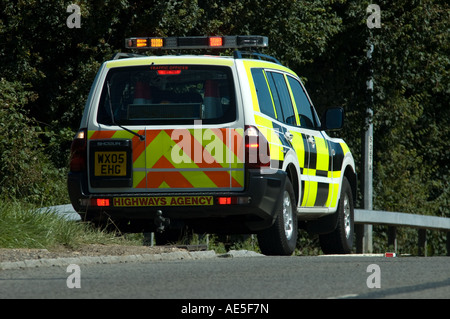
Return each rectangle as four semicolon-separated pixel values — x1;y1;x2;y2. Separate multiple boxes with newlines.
0;79;68;205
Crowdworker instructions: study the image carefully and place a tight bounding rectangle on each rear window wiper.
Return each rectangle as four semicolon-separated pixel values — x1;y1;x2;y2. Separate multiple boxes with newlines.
107;81;145;141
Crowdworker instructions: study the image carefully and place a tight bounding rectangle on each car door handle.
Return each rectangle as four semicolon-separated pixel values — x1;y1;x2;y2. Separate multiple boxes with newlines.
284;131;294;141
308;136;316;148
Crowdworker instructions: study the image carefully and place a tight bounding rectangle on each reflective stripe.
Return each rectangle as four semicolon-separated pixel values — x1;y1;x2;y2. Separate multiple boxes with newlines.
327;182;340;207
254;114;284;163
305;181;318;207
314;137;329;172
88;128;244;190
133;171;146;188
340;142;350;156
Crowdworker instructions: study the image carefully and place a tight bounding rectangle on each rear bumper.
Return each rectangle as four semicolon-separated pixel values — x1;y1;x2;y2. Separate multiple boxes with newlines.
68;169;287;232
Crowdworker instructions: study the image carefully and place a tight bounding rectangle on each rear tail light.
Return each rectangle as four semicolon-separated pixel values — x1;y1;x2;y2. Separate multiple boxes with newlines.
245;125;270;169
79;198;110;207
217;196;251;205
96;198;110;206
69;128;87;172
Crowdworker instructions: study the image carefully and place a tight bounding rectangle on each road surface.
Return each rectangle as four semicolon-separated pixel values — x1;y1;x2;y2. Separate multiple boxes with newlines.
1;254;449;301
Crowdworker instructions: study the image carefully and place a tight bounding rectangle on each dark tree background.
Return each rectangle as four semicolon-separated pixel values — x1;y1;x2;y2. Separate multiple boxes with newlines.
1;0;448;252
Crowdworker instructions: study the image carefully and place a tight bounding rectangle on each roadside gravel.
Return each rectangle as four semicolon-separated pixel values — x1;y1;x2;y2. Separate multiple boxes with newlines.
0;244;263;271
0;244;185;263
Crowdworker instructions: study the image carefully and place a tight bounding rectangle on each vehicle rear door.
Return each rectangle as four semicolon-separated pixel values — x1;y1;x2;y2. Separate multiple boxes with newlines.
88;61;245;194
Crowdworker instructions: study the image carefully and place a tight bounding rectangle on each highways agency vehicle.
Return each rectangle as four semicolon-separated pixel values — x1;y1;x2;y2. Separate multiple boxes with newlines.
68;36;357;255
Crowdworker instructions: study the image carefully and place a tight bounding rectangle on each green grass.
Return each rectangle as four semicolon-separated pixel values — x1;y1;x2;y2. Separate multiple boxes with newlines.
0;201;142;249
0;201;261;253
0;200;322;255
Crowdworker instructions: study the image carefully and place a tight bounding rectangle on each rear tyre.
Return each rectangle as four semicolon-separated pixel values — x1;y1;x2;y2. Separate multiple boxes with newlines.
257;179;297;256
319;177;354;254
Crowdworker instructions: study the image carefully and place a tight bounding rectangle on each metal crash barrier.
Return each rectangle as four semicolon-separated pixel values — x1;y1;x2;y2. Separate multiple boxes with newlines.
355;209;450;256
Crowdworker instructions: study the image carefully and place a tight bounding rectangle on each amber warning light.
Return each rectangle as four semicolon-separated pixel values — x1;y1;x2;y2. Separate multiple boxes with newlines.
125;35;268;50
209;36;223;47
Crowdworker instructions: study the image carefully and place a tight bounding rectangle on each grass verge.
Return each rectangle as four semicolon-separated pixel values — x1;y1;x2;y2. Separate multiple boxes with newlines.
0;201;141;249
0;200;320;255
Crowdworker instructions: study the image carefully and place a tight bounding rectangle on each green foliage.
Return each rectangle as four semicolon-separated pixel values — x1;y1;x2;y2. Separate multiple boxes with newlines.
370;0;450;216
0;79;67;205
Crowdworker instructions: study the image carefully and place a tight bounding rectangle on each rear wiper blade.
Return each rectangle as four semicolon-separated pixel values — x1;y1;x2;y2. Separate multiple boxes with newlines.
107;81;145;141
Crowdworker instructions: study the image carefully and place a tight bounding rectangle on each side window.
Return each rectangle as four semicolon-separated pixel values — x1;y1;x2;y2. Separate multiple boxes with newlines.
251;68;275;118
265;72;284;123
268;72;296;125
250;69;298;127
287;76;315;129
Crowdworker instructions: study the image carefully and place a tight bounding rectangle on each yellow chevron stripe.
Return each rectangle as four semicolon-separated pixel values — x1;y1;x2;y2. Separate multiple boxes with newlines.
133;171;146;188
180;171;218;188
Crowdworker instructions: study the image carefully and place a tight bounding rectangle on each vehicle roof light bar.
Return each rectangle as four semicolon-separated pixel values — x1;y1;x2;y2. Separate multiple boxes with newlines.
125;35;268;50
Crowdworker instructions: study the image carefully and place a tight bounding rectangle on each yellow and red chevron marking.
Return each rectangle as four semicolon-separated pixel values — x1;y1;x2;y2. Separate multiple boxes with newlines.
88;128;244;190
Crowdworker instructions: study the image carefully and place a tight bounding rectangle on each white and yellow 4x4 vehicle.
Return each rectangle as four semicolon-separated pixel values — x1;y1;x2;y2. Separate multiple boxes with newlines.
68;36;357;255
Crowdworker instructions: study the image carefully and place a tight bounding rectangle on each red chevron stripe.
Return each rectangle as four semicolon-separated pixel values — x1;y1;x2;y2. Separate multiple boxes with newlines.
147;171;193;188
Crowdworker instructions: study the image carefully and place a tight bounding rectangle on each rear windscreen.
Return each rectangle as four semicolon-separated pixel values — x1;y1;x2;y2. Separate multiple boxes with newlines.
97;65;236;125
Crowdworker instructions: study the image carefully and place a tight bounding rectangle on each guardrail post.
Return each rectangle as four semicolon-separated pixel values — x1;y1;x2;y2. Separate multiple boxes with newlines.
143;232;154;247
387;226;397;253
418;229;427;257
355;222;374;254
355;224;364;253
447;232;450;257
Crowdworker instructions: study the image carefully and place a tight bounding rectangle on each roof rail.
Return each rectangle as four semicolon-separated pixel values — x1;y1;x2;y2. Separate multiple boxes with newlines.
233;50;281;65
112;52;147;60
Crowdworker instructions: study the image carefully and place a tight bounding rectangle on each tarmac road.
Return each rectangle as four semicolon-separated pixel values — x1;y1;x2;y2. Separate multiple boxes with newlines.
1;253;450;300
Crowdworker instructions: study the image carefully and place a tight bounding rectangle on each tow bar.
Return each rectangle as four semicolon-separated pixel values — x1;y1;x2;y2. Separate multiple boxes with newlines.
154;210;170;233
